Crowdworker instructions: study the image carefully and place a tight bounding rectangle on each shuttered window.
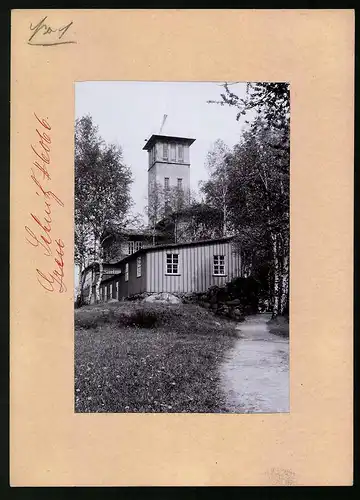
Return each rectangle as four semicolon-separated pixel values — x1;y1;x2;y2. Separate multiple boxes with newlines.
125;263;129;282
213;255;225;275
166;253;179;274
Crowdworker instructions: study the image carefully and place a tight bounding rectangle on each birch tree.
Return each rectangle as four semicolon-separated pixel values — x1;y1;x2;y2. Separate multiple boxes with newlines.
75;115;132;303
201;139;231;237
208;82;290;317
226;120;289;316
74;218;93;305
146;181;167;245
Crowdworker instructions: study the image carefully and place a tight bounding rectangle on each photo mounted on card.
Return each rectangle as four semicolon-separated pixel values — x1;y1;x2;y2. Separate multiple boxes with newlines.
74;81;290;415
11;10;354;486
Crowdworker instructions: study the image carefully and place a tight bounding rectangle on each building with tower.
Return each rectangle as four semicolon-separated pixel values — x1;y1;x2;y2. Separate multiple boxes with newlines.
79;125;242;304
143;133;195;224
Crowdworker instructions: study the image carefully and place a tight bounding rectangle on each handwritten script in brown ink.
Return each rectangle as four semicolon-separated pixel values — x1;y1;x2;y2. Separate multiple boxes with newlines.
25;113;67;293
28;16;76;46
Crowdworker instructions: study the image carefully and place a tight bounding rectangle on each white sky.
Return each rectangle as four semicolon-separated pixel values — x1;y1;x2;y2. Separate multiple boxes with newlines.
75;81;248;218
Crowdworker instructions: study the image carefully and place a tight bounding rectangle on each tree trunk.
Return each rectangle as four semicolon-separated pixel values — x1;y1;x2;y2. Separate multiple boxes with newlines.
94;264;103;303
223;197;227;237
94;250;104;303
280;251;289;315
87;268;94;304
174;218;178;243
75;263;85;306
271;232;280;318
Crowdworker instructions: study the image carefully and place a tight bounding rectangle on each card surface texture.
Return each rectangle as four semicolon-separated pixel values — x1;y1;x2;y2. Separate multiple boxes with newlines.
10;9;354;486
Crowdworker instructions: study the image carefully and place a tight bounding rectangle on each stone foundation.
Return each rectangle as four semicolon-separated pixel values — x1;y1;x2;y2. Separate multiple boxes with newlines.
123;285;261;322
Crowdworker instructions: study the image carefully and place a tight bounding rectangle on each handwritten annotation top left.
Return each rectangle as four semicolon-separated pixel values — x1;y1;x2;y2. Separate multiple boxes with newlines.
28;16;76;46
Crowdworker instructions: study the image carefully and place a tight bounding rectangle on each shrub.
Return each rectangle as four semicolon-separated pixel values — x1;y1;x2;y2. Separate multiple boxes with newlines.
120;309;159;329
226;276;261;314
75;302;237;337
268;315;289;337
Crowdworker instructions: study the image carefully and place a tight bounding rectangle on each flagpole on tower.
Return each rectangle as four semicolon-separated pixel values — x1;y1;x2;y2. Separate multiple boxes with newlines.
159;114;168;134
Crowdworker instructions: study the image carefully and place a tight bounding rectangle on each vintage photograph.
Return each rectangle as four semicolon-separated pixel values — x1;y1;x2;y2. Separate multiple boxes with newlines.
74;81;290;414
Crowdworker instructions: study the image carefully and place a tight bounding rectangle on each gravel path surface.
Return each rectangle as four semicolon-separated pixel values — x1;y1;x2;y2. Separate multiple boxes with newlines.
220;313;289;413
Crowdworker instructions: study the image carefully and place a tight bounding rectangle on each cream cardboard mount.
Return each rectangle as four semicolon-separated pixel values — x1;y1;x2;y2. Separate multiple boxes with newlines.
10;10;354;486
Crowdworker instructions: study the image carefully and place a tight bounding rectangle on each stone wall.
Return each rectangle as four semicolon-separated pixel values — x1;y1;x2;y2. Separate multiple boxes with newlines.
123;286;247;322
193;287;246;322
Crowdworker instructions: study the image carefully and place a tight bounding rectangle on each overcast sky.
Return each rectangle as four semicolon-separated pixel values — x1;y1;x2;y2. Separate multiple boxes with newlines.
75;81;249;218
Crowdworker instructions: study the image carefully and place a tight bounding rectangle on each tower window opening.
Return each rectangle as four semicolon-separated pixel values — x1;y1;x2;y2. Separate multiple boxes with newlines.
170;144;176;161
178;144;184;162
163;143;168;160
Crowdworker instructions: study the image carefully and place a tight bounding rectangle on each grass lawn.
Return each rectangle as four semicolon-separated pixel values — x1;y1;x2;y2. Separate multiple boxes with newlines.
267;315;289;338
75;302;237;413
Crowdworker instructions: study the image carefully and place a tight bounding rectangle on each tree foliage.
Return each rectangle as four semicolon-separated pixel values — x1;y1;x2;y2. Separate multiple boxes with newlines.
206;82;290;317
200;139;232;236
75;115;132;303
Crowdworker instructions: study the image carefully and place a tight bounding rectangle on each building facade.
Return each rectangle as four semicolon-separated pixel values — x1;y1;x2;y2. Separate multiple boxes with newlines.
98;237;241;301
77;130;242;305
144;134;195;223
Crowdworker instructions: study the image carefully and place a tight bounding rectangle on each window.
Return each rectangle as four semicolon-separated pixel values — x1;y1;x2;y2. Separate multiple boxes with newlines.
177;178;183;190
164;177;170;190
136;256;142;277
170;144;176;161
128;241;142;255
125;263;129;282
166;253;179;274
115;281;119;297
213;255;225;276
178;144;184;162
104;286;108;301
163;143;168;160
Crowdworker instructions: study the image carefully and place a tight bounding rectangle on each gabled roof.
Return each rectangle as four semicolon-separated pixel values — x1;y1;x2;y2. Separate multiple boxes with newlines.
143;134;195;151
81;261;123;275
114;235;235;265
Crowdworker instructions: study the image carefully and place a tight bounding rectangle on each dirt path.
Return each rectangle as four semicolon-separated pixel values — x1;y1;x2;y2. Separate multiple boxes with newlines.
220;313;289;413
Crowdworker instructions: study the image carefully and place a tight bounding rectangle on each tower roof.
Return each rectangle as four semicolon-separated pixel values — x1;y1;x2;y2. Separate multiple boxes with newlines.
143;134;195;151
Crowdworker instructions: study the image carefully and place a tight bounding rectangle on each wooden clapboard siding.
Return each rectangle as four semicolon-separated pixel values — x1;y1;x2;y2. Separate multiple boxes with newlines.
145;240;241;294
127;253;147;296
99;252;147;300
98;238;241;302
